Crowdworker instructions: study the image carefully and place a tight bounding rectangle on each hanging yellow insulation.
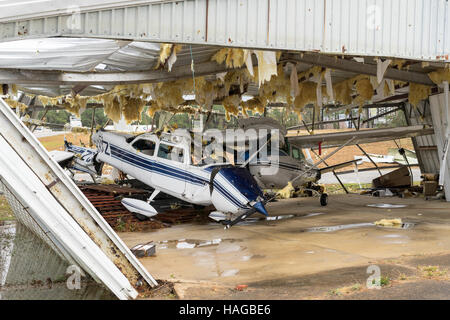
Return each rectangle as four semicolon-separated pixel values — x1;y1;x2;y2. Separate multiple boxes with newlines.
211;48;245;68
38;95;64;106
391;59;407;70
264;65;292;103
4;98;28;112
242;97;266;116
333;80;353;105
353;77;374;107
222;94;241;120
122;97;146;124
155;43;174;69
293;82;317;112
408;83;432;107
104;96;122;122
65;94;89;117
10;84;17;96
428;68;450;85
297;66;323;80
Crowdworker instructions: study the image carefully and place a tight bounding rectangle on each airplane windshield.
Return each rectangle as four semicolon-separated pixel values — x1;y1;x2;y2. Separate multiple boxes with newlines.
132;139;156;156
291;146;305;161
157;143;185;163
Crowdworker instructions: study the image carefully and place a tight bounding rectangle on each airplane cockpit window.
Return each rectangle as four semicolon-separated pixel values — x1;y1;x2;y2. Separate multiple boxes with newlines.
157;143;184;163
132;139;156;156
291;147;305;160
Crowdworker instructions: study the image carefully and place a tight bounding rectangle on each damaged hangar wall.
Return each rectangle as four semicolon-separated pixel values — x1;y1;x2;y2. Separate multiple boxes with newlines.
0;0;448;62
404;101;441;174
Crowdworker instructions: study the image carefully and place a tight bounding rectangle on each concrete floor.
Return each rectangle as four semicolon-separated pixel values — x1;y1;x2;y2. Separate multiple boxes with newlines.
119;194;450;299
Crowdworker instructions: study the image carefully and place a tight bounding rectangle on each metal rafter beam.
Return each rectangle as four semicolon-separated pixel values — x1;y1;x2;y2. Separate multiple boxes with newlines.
0;61;237;85
283;53;435;86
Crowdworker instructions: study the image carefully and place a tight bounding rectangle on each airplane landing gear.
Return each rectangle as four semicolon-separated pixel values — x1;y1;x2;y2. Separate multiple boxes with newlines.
320;193;328;206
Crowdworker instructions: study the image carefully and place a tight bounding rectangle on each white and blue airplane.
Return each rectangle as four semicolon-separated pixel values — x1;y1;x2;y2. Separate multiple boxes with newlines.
52;129;269;228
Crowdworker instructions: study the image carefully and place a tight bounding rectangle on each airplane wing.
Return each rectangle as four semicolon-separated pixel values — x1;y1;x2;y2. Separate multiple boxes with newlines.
319;159;359;174
49;150;74;164
287;125;434;149
49;150;75;169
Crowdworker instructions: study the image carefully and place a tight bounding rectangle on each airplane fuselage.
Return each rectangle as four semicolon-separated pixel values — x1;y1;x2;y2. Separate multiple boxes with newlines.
91;131;267;216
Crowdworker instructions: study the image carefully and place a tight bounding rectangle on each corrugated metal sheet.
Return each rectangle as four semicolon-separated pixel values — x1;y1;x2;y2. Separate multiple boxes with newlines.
0;0;448;61
404;100;440;174
429;93;450;201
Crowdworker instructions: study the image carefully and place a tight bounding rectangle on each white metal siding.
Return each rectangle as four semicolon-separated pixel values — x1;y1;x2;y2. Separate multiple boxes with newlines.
0;0;448;61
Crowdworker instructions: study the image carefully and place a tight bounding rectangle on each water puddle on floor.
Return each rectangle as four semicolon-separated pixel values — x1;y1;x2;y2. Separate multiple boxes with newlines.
236;212;326;225
303;222;415;233
367;203;407;208
305;222;374;232
156;238;243;250
378;234;410;244
266;214;295;221
220;269;239;277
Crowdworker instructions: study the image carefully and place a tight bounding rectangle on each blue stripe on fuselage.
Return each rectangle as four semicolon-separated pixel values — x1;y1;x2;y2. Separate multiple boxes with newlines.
107;143;246;210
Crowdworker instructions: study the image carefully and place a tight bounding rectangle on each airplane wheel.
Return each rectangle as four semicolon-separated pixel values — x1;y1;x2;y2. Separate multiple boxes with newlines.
320;193;328;206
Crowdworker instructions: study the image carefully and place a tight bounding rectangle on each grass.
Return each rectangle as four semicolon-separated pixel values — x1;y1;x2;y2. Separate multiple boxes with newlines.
370;275;390;287
328;283;362;296
380;276;390;286
419;265;447;278
38;132;91;151
0;195;14;221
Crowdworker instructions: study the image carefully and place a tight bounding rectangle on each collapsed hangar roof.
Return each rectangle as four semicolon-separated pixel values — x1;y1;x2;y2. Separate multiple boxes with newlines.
0;0;448;117
0;37;444;101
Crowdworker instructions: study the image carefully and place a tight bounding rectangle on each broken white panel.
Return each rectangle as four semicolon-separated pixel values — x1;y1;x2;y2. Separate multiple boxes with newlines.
376;58;392;84
0;38;128;72
255;50;277;87
354;155;395;164
429;92;450;202
0;98;157;298
0;131;137;299
243;50;254;77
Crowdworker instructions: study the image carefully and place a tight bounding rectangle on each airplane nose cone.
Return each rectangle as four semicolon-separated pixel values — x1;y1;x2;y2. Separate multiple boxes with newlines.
253;201;268;216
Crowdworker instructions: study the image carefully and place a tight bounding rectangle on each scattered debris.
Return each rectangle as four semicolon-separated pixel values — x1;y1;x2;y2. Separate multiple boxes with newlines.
235;284;248;291
374;218;402;227
79;185;167;231
155;206;213;224
131;242;156;258
276;181;295;199
372;166;411;189
421;173;440;198
372;188;394;197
